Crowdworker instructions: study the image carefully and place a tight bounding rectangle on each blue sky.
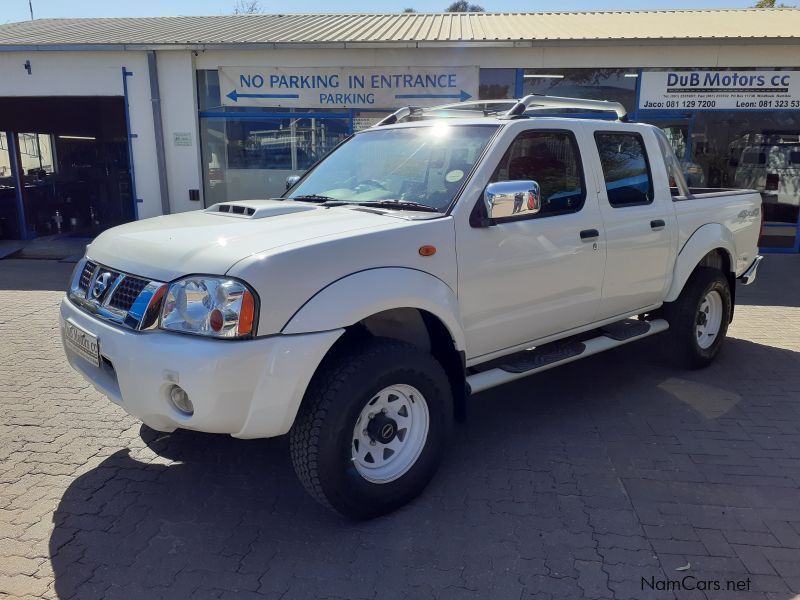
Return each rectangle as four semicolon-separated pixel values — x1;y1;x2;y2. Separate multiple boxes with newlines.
5;0;759;23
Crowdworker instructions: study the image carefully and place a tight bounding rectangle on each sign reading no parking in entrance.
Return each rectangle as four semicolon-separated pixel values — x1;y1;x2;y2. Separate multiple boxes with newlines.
219;66;479;109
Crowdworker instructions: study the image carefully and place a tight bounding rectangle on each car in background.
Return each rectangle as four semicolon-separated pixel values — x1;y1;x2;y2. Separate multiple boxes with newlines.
734;142;800;221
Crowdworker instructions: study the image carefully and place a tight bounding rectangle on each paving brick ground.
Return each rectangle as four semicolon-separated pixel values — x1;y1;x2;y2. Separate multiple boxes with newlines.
1;256;800;600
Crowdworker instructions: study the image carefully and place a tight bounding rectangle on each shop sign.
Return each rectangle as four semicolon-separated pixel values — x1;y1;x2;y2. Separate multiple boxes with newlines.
639;70;800;111
219;66;479;109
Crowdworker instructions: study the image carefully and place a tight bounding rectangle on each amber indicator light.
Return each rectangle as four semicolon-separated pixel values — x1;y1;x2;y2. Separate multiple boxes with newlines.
418;245;437;257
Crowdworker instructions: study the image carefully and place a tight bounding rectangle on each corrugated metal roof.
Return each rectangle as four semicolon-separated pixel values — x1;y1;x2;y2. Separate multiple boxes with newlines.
0;9;797;49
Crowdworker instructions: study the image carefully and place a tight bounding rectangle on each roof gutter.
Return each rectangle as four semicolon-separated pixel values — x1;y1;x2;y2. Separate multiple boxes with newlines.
0;37;797;53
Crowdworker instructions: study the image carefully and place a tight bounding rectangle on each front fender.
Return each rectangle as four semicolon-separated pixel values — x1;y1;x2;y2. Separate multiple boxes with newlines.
664;223;735;302
281;267;466;352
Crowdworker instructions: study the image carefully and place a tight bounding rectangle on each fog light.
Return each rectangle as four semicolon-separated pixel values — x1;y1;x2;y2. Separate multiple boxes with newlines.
169;384;193;415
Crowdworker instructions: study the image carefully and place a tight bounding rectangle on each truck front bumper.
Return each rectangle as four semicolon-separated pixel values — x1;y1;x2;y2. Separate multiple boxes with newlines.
60;297;343;438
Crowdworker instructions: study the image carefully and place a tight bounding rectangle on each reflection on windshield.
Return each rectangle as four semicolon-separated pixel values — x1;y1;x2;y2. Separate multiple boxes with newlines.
287;124;498;211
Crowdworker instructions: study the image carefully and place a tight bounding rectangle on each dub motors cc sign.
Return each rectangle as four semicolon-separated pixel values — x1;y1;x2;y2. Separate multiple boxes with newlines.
638;70;800;111
219;66;479;109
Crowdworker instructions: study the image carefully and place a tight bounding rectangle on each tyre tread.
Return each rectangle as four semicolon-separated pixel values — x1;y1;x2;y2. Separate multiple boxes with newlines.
289;338;446;515
660;266;731;369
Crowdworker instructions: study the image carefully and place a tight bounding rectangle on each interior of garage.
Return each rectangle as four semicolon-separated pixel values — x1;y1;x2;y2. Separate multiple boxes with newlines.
0;96;134;243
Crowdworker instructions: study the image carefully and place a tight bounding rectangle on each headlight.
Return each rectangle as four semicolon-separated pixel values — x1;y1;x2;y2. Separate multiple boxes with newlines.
160;276;257;338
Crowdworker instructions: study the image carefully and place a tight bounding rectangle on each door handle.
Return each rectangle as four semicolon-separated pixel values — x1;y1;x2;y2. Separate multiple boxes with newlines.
579;228;600;241
650;219;666;230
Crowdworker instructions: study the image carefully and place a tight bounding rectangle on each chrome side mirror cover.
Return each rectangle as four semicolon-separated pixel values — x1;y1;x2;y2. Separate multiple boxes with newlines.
483;180;541;223
285;175;301;190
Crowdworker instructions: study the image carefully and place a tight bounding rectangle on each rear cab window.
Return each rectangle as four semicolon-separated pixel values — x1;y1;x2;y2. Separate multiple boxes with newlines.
594;132;654;207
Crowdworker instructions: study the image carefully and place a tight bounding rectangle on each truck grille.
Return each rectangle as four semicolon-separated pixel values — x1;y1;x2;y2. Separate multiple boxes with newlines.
68;259;166;331
108;276;149;311
78;261;96;292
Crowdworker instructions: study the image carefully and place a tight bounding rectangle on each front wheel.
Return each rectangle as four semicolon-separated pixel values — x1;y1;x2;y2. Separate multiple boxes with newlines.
289;338;452;519
660;267;732;369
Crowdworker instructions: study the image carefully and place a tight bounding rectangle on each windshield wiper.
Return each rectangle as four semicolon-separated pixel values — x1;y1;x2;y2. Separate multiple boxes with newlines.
323;200;440;213
290;194;336;203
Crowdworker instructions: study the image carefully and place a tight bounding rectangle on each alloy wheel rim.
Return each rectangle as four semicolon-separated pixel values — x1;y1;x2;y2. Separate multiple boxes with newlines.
351;384;429;484
696;290;723;350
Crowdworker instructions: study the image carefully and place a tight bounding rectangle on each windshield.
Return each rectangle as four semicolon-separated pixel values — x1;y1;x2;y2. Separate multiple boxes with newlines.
286;124;498;212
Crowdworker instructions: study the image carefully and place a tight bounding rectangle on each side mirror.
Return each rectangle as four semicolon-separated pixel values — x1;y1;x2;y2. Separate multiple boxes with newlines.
483;180;541;223
285;175;301;190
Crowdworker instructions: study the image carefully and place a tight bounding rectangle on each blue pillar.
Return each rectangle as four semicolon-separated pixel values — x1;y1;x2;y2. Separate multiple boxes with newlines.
6;132;29;240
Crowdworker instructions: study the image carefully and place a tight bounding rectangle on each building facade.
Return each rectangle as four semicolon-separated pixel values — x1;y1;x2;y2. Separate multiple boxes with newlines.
0;9;798;251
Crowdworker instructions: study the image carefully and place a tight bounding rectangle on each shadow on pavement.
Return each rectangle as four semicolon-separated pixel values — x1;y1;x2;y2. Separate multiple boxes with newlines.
0;259;74;291
49;335;800;599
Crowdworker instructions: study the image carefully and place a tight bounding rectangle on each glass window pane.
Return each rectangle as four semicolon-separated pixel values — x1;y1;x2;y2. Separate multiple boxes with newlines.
522;69;638;115
200;116;351;202
18;133;54;179
490;130;585;216
197;69;222;111
479;68;516;100
683;111;800;248
595;132;653;207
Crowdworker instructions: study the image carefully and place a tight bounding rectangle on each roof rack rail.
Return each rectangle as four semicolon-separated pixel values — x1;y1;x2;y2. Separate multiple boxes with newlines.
374;100;518;127
375;106;420;126
502;94;628;121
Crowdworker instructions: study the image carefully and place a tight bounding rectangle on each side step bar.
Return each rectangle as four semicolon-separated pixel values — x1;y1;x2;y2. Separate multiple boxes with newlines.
467;318;669;395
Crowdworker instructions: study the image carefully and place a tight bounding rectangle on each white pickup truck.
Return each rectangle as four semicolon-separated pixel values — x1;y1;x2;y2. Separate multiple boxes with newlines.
61;95;763;519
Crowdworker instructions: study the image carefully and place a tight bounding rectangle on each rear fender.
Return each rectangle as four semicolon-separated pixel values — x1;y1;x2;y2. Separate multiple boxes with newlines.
664;223;735;302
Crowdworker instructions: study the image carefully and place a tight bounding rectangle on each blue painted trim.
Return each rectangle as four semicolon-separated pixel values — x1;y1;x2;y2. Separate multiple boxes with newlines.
198;111;350;120
121;67;139;220
760;247;798;254
6;131;29;240
630;68;643;121
514;68;524;99
634;111;694;120
796;224;800;253
638;107;800;114
762;222;798;228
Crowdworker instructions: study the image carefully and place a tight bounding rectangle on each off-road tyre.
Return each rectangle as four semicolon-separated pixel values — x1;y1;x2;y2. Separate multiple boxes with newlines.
290;338;453;519
660;266;732;369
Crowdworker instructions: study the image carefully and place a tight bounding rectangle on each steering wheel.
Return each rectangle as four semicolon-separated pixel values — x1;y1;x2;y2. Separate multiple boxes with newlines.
354;179;388;192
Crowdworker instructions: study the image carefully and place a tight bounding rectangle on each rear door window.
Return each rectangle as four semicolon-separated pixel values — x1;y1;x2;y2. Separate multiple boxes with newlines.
594;132;654;207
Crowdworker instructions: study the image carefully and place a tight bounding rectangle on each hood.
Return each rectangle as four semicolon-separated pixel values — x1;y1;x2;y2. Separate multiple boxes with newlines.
87;200;402;282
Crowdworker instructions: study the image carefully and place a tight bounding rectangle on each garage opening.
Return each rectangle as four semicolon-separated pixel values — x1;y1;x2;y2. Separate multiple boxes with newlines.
0;96;134;242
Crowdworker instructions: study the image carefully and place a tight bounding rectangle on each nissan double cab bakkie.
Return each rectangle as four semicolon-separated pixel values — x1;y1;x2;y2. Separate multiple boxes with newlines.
60;95;763;519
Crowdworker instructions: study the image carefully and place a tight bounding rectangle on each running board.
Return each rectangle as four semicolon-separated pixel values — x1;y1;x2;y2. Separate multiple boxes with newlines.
467;318;669;395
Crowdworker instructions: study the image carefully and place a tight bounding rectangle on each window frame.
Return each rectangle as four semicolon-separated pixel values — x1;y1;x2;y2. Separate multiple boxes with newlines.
593;130;655;208
479;127;588;225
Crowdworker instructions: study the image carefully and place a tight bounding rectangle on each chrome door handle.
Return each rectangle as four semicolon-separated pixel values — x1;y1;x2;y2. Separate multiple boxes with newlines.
580;229;600;242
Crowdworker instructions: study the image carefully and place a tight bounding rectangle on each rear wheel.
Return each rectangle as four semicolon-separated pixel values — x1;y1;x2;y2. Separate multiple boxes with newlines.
290;338;452;519
660;267;732;369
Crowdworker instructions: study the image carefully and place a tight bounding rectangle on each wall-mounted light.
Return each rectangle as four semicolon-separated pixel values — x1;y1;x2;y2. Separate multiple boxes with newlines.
624;73;639;78
524;74;565;79
58;135;96;140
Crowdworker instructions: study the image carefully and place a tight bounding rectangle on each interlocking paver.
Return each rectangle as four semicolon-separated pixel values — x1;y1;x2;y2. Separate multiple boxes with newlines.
1;255;800;599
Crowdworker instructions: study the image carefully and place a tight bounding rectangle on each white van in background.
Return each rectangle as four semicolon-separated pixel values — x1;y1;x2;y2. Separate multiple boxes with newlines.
734;141;800;219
